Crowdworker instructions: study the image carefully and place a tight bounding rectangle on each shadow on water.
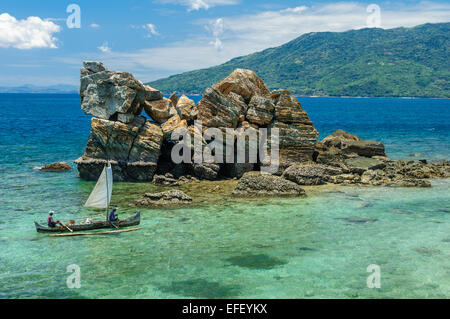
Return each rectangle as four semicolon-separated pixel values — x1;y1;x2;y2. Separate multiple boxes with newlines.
226;254;287;270
157;278;241;298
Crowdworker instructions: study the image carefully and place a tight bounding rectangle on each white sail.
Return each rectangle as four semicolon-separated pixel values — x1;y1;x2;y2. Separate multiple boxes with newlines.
84;163;113;209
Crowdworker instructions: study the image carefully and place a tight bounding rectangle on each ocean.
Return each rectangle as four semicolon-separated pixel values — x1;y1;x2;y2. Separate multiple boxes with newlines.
0;94;449;298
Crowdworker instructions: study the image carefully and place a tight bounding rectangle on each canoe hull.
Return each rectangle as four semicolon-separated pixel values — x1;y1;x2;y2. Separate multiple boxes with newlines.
35;212;140;233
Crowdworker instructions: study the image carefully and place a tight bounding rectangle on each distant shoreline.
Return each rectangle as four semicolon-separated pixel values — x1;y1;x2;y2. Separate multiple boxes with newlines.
1;92;448;100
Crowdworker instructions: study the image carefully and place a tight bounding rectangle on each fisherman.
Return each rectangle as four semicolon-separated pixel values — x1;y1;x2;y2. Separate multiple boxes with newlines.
108;206;119;222
47;211;61;228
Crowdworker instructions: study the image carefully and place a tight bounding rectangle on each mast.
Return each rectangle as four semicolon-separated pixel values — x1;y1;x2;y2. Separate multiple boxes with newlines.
105;161;110;221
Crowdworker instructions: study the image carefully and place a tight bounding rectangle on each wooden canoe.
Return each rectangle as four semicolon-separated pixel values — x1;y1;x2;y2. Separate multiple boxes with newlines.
35;212;140;233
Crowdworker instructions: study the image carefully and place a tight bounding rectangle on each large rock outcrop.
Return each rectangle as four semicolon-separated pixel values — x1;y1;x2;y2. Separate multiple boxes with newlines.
75;116;163;181
196;69;319;174
77;62;166;181
80;61;146;121
76;62;448;190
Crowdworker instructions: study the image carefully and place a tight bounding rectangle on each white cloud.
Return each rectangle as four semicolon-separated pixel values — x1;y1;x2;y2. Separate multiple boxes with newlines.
56;1;450;83
160;0;239;11
90;23;100;28
98;42;111;53
144;24;159;37
208;1;450;56
0;13;61;49
207;18;224;51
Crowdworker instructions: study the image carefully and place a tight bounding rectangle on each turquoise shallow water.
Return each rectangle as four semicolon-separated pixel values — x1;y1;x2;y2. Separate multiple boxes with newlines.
0;94;449;298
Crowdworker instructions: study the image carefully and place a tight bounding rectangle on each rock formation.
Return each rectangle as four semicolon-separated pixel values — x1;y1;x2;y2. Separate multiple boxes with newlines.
232;172;305;197
39;162;71;172
75;62;449;192
135;190;192;207
76;63;319;181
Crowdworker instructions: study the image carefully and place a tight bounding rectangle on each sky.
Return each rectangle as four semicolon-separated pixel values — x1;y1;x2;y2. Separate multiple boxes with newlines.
0;0;449;87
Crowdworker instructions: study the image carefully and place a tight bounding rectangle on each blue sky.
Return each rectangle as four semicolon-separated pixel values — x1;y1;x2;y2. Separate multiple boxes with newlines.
0;0;449;86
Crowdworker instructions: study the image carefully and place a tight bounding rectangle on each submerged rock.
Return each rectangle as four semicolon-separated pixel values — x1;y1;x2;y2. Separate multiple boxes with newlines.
152;174;180;186
232;172;305;197
135;190;192;207
414;247;441;256
338;217;378;224
39;162;71;172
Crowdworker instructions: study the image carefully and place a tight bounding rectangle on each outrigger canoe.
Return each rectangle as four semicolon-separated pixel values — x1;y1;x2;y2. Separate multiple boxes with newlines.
35;212;140;233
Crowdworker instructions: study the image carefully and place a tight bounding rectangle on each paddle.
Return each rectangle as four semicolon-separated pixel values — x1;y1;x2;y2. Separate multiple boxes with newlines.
60;223;73;233
109;222;119;230
50;227;142;237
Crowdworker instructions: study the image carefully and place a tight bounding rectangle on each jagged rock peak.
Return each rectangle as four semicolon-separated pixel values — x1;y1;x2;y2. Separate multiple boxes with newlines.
79;61;163;122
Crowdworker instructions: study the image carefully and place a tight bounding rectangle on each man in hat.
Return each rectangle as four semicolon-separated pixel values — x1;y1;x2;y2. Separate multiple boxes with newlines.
108;206;119;222
47;211;62;228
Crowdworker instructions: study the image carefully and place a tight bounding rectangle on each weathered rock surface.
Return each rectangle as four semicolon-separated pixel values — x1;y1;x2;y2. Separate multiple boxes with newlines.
135;190;192;207
213;68;270;102
75;158;158;182
190;163;221;180
152;174;180;186
161;115;188;140
176;95;197;121
82;117;162;163
39;162;71;172
197;88;247;128
282;164;343;185
144;85;163;101
343;157;386;175
246;96;274;126
76;62;448;189
325;159;448;187
80;61;147;120
169;92;179;106
322;130;386;157
76;117;163;181
144;97;177;124
272;90;313;124
269;120;319;171
232;172;305;197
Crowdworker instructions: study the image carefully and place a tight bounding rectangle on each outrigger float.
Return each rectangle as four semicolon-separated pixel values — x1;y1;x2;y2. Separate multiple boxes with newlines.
35;162;141;235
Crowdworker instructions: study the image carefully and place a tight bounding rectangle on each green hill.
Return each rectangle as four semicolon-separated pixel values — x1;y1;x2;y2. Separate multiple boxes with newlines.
148;23;450;98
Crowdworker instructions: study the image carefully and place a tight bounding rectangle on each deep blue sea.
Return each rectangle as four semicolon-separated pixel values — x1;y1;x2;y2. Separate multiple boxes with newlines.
0;94;449;298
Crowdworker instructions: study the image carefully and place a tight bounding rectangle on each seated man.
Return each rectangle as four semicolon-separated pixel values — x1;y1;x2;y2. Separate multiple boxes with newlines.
108;207;119;223
47;211;61;228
